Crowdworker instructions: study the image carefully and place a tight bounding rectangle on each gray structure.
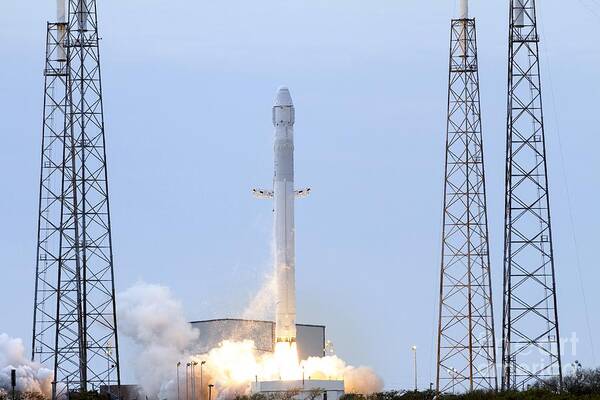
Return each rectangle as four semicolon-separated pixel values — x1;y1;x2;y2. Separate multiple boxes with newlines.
190;319;326;361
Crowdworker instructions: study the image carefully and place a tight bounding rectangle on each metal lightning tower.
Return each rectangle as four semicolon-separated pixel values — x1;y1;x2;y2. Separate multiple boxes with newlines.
436;0;497;393
32;1;121;398
32;1;69;369
502;0;562;391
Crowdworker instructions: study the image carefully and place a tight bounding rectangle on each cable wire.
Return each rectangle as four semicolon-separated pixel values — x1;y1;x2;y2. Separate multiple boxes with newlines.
537;10;598;365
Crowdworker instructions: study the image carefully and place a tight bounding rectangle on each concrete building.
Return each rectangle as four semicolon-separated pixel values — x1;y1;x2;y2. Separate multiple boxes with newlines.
189;319;326;361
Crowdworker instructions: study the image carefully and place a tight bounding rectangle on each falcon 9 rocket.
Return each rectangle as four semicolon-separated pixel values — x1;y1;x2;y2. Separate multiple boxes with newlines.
253;87;310;345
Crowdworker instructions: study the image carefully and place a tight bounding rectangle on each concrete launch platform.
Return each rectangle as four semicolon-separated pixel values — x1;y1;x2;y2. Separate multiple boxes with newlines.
251;380;345;400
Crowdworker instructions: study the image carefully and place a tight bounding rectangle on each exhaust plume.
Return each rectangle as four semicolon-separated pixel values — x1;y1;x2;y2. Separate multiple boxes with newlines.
0;334;52;397
118;282;199;396
119;283;383;399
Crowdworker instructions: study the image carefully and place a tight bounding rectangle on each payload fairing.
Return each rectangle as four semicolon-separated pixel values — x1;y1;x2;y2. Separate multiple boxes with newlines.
254;87;309;344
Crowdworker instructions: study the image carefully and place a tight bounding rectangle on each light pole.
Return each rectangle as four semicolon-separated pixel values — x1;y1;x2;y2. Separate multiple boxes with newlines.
208;384;214;400
186;363;191;400
302;366;305;386
411;345;417;392
192;361;198;400
177;362;182;400
200;361;206;400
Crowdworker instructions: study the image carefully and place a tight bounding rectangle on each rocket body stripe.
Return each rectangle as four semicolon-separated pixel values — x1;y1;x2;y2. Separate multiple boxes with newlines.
273;87;297;343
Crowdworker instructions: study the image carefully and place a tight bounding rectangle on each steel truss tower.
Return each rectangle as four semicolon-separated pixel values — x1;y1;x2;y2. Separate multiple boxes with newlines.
436;7;497;394
502;0;562;391
32;1;121;398
32;19;69;368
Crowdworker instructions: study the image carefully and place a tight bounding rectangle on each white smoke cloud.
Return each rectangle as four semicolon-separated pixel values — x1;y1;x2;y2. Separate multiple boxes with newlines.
301;356;383;394
118;282;199;397
0;334;53;397
118;282;383;399
340;366;383;394
242;272;276;321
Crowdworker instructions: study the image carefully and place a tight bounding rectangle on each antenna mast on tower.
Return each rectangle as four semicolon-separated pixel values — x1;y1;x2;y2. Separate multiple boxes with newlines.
436;0;497;393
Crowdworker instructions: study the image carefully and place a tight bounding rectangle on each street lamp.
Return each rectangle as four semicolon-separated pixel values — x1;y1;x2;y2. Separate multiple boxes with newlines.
411;345;417;392
208;384;215;400
192;361;198;400
200;361;207;400
176;362;182;400
186;363;191;400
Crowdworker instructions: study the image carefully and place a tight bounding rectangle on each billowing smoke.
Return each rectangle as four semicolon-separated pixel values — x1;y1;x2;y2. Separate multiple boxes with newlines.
242;272;276;321
301;356;383;394
119;283;383;399
0;334;53;397
187;342;383;399
118;283;199;397
343;366;383;395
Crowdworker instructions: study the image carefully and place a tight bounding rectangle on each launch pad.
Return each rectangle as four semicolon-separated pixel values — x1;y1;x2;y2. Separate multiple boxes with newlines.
251;380;344;400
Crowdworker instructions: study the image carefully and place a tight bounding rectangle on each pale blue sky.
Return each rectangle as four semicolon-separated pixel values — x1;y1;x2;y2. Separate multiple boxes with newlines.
0;0;599;391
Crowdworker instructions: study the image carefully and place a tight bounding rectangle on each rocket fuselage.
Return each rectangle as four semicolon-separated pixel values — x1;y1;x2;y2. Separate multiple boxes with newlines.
273;88;297;343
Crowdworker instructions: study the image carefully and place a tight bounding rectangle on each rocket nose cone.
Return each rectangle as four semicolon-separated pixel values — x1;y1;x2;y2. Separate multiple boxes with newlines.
275;87;294;107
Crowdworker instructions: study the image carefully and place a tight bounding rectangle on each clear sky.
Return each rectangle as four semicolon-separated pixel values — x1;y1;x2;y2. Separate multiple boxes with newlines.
0;0;599;391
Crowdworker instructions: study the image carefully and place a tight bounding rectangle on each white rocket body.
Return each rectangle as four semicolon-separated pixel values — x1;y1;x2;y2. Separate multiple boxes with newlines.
272;87;297;343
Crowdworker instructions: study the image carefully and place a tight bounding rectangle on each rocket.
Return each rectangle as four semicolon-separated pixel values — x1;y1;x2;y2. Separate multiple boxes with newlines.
254;87;310;344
